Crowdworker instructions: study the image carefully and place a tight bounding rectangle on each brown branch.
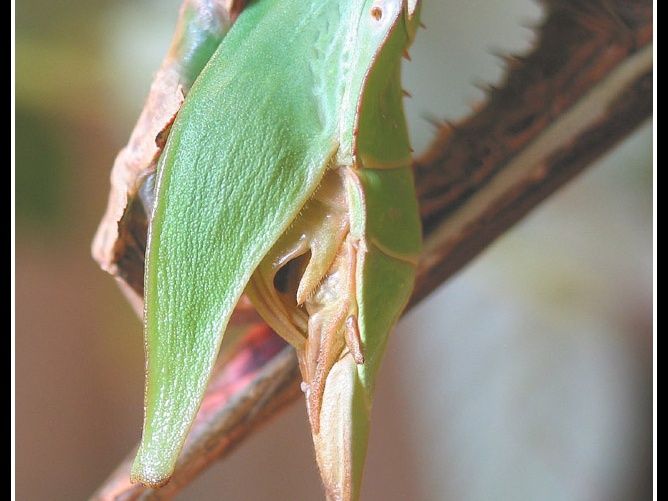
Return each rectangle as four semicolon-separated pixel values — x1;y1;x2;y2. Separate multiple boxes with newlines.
89;0;653;499
410;0;653;306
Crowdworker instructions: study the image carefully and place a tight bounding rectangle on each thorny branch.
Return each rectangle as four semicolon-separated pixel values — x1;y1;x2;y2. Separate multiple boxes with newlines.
89;0;653;499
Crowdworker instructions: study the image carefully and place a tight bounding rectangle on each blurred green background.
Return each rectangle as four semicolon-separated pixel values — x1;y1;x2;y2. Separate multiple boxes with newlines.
13;0;654;500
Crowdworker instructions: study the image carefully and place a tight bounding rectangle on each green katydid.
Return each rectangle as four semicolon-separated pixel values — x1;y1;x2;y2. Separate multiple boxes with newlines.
132;0;422;498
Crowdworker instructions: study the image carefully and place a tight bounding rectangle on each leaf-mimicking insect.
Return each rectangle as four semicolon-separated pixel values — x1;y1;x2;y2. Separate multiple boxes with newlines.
132;0;422;498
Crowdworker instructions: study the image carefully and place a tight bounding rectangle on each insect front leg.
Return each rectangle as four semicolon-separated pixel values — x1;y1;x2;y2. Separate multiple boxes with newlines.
245;166;367;424
245;162;420;500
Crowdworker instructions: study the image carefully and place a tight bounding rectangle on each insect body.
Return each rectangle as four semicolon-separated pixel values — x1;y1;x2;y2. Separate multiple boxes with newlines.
132;0;422;498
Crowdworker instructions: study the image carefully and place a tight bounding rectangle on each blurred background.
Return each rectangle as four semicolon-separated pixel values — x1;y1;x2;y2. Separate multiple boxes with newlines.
13;0;654;500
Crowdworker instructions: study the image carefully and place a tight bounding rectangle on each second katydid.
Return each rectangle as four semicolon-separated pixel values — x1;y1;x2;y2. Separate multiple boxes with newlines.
132;0;422;498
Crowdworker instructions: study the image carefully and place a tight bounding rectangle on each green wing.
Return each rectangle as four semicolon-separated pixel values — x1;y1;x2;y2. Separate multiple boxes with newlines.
133;0;361;486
